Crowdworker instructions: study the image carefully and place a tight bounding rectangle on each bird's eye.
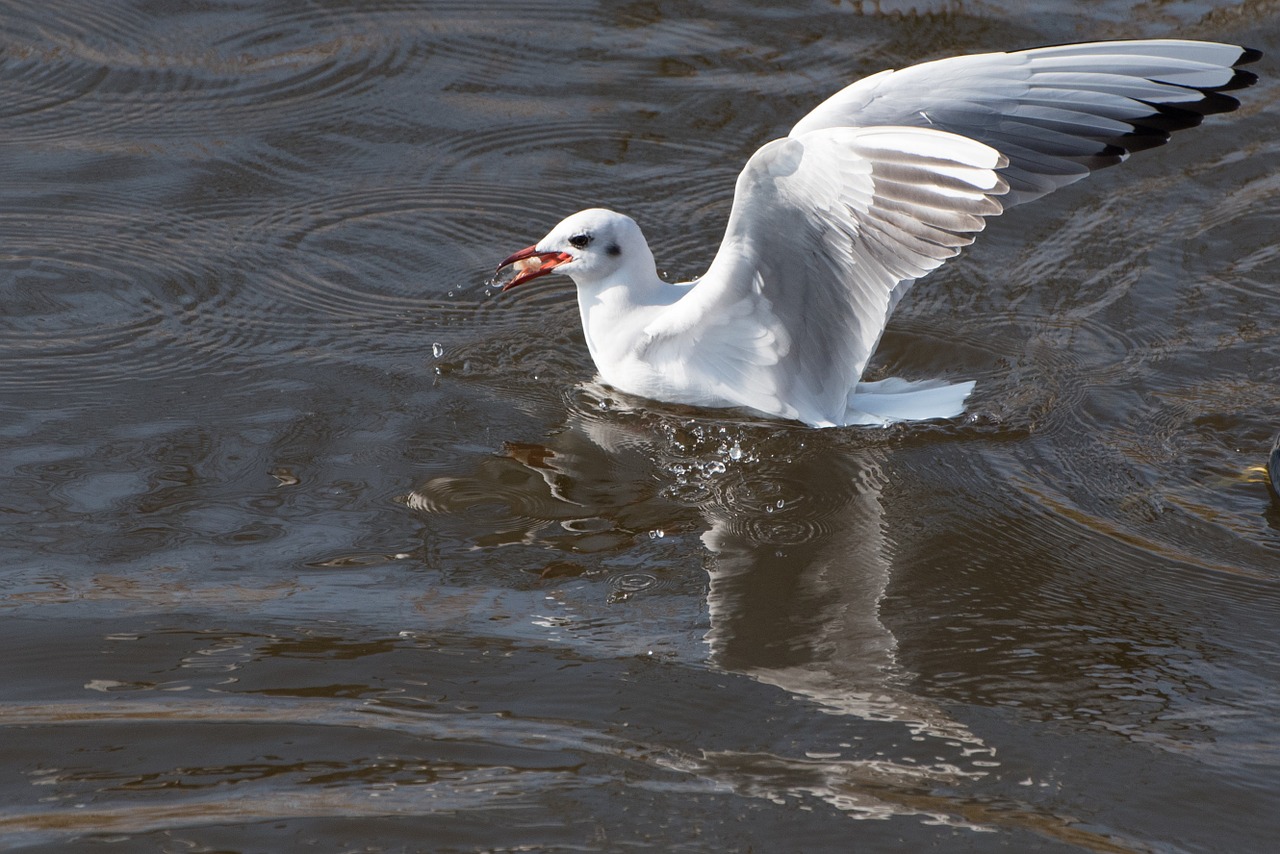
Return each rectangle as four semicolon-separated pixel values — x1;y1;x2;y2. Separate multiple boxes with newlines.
568;233;592;249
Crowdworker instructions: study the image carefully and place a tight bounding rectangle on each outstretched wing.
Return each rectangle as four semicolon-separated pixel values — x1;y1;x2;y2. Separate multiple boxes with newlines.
640;126;1008;427
637;40;1257;427
790;39;1259;205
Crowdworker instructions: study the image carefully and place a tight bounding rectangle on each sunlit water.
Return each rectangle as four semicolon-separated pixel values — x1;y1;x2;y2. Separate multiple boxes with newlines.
2;1;1278;851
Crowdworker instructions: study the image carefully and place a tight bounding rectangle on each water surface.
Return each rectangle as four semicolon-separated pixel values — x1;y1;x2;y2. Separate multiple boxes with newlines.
2;1;1278;851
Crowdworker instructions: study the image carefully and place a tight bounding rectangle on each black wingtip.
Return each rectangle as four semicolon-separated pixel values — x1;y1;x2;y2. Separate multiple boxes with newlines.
1141;100;1212;129
1221;67;1259;92
1110;124;1172;154
1238;46;1263;66
1071;44;1261;163
1194;89;1247;115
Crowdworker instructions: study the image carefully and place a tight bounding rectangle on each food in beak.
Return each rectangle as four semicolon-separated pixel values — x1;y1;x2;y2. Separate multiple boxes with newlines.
495;246;572;291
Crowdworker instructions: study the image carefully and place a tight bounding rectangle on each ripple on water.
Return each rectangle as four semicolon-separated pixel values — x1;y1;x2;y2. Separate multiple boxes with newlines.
0;0;634;149
605;571;672;602
0;201;232;395
1;0;829;408
1;10;420;143
0;153;566;400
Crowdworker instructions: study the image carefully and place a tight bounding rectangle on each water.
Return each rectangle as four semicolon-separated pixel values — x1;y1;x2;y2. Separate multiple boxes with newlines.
2;1;1278;850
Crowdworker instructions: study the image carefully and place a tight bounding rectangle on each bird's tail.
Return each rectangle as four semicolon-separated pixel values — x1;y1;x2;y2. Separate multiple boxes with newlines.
843;377;975;426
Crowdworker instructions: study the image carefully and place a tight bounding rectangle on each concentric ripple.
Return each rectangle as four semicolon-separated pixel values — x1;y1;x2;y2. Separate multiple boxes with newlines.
0;0;684;404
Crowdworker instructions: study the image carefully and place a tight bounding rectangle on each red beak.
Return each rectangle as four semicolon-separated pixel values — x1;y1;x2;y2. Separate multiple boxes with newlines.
495;245;573;291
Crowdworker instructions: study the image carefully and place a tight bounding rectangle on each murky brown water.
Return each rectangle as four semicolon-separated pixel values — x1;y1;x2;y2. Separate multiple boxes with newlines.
2;1;1278;851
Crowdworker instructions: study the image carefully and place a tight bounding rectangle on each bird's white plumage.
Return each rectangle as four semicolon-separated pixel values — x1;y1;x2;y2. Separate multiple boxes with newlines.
638;127;1008;426
497;40;1257;427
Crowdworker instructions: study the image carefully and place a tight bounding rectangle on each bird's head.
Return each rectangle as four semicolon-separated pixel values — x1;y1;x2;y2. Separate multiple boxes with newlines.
495;208;650;291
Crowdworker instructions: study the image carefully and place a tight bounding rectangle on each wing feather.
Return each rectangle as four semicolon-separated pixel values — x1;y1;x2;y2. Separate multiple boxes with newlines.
630;40;1256;426
640;127;1008;426
789;40;1258;205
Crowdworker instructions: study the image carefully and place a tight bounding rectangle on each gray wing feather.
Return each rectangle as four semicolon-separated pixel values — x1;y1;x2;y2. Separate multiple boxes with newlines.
790;40;1259;205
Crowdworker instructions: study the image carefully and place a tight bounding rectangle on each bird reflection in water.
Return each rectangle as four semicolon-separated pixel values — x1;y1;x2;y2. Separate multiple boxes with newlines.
402;387;1009;826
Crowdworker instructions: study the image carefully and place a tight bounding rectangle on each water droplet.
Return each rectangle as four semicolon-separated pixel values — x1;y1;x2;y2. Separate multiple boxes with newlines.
431;342;443;358
728;442;743;461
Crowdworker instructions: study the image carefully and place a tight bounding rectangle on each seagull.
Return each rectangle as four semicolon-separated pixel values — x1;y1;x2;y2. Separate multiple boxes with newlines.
495;40;1259;427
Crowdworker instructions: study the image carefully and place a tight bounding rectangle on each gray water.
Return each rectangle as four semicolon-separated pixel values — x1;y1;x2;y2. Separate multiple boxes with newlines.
2;1;1278;851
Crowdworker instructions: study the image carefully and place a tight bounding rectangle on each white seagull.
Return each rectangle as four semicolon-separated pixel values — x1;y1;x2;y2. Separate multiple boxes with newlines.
495;40;1259;428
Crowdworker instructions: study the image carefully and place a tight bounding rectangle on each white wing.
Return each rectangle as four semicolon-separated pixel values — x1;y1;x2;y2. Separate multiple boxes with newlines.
640;127;1008;427
791;39;1259;205
635;39;1257;427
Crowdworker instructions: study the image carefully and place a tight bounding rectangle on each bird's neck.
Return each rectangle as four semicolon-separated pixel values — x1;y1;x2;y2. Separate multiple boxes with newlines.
574;268;676;379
